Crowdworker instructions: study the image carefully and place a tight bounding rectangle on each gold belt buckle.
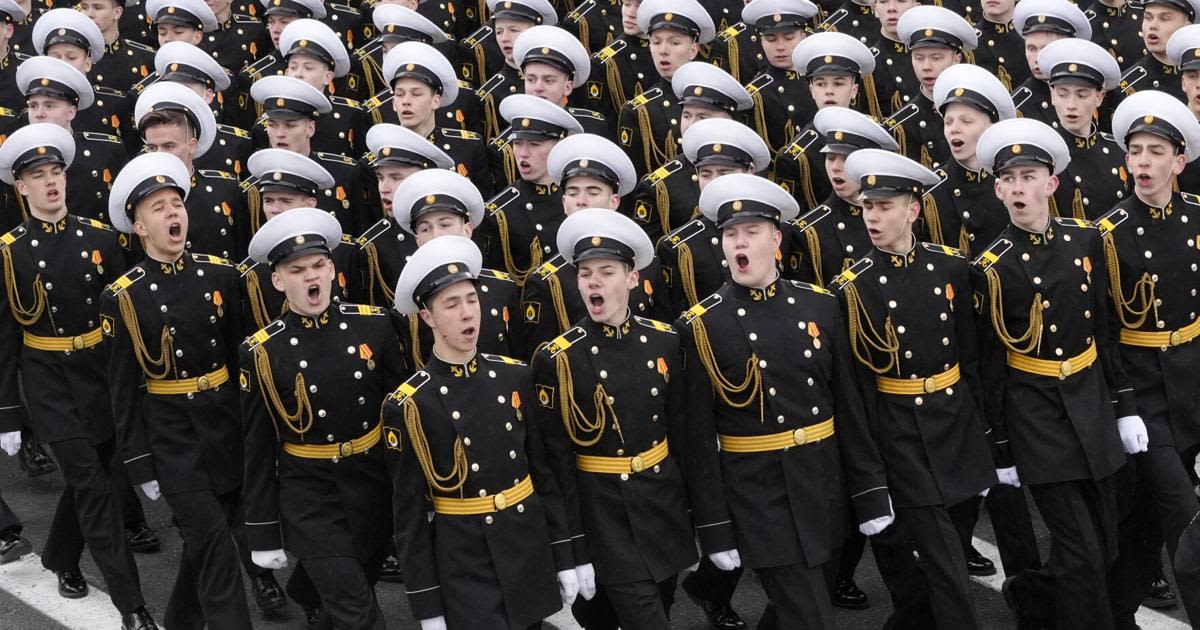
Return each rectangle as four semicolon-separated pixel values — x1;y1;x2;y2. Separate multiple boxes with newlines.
1059;360;1073;377
1170;330;1183;346
339;441;354;458
923;376;937;393
493;492;508;511
71;335;84;350
630;455;645;473
197;375;211;391
792;427;807;446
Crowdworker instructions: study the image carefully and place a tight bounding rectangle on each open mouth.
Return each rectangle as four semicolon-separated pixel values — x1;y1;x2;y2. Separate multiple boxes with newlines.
587;293;605;314
399;109;413;119
1135;173;1153;187
831;176;846;189
167;221;183;241
518;160;532;173
461;326;478;340
1012;200;1027;211
305;283;322;305
950;138;965;150
734;254;749;273
868;227;882;240
658;60;673;71
275;141;289;149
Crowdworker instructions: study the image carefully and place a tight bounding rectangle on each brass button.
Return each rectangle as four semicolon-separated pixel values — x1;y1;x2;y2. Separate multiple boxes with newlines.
792;428;807;445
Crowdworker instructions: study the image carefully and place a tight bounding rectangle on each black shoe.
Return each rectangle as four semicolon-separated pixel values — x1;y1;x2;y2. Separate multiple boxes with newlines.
56;568;88;599
379;555;403;583
832;577;869;610
967;546;997;576
121;607;159;630
0;529;31;564
303;606;321;629
18;440;56;477
126;522;160;554
253;573;287;611
681;574;747;629
1142;575;1178;609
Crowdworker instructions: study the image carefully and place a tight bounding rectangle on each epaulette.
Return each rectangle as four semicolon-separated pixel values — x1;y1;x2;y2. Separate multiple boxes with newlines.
130;73;157;94
330;2;359;15
458;79;472;90
93;85;125;97
0;106;14;117
242;54;278;78
81;131;122;143
817;8;848;30
12;51;30;63
75;216;113;231
1099;131;1116;142
1092;209;1126;236
356;219;391;246
1053;216;1100;231
340;233;354;244
479;268;514;283
972;238;1013;271
389;370;431;404
664;219;707;249
546;326;586;357
237;256;259;277
680;293;722;324
461;24;493;49
1009;86;1032;109
593;38;627;63
1182;192;1200;206
245;319;285;350
881;102;920;130
645;159;683;185
745;72;774;95
217;123;250;139
197;169;237;181
489;129;512;151
353;38;383;60
233;13;258;23
566;0;595;22
791;205;831;232
126;39;155;53
330;94;361;108
718;22;747;42
485;186;521;214
790;279;832;295
567;107;604;121
480;352;526;366
316;151;358;165
830;257;873;290
339;303;387;316
626;87;663;110
782;129;820;158
440;127;481;141
634;315;675;333
1119;65;1147;93
534;254;566;279
0;225;27;248
475;73;506;99
192;253;235;267
923;169;950;196
921;242;964;257
107;266;146;295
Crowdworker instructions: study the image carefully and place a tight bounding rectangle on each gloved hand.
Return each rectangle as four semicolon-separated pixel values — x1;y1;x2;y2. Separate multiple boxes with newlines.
996;467;1021;488
0;431;20;456
1194;452;1199;479
251;549;288;570
858;496;895;536
575;563;596;600
419;617;447;630
557;569;579;605
1117;415;1149;454
139;480;161;501
708;549;741;571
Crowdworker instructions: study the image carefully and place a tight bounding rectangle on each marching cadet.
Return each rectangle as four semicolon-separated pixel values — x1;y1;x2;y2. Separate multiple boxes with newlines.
385;235;577;630
380;40;496;196
1089;0;1145;69
1037;38;1130;221
1100;91;1200;626
134;81;251;261
529;208;696;628
521;133;669;360
590;0;657;115
1119;0;1200;103
474;94;583;285
971;0;1029;92
241;149;361;331
891;5;976;169
100;152;253;629
513;25;611;136
1010;0;1093;125
277;18;368;157
239;207;399;630
15;56;129;226
391;168;521;366
774;31;878;212
973;118;1144;630
924;63;1017;253
868;0;918;115
250;75;375;236
79;0;156;95
147;0;218;48
34;8;132;140
739;0;820;159
356;123;455;306
676;173;891;629
617;0;715;177
199;0;271;85
467;0;558;141
0;125;157;629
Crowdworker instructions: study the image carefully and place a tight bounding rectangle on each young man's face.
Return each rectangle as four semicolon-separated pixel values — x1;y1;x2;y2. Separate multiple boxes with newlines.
562;175;618;214
679;103;730;136
620;0;642;36
266;14;298;49
1050;83;1104;136
513;137;556;182
266;116;316;151
26;95;76;127
1143;4;1189;55
873;0;916;38
523;62;573;104
1184;69;1200;113
577;256;637;326
994;164;1058;228
133;187;189;260
981;0;1016;21
1125;131;1186;200
494;18;533;62
142;122;199;164
157;23;203;45
825;152;860;200
46;43;92;74
271;252;335;316
649;28;698;80
377;164;421;215
721;218;782;288
419;280;481;357
696;163;745;190
862;193;919;250
808;73;858;108
911;46;960;92
391;78;442;130
413;210;471;246
79;0;122;34
942;102;990;166
1024;31;1066;79
761;28;804;69
14;163;67;214
286;54;335;91
261;190;315;219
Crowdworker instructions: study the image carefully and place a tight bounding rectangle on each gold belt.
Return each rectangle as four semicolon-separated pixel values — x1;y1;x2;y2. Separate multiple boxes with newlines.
145;367;230;395
1007;342;1096;378
432;475;534;515
1120;317;1200;348
576;439;669;474
718;418;835;453
877;364;961;395
282;422;382;460
22;328;103;352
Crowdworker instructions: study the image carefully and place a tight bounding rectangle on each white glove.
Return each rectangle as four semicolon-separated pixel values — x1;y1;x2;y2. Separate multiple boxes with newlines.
0;431;20;456
139;480;161;501
708;549;742;571
557;569;579;605
858;496;895;536
575;563;596;600
419;617;447;630
1117;415;1149;454
979;487;990;498
251;549;288;570
1193;452;1199;479
996;467;1021;488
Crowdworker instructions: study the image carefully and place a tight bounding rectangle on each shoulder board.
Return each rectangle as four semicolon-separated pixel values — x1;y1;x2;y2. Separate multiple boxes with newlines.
440;127;480;140
1181;192;1200;206
12;51;30;63
485;186;521;214
233;13;259;23
489;128;512;151
93;85;125;97
125;39;155;53
665;219;707;249
1084;8;1097;19
593;38;627;63
921;242;964;257
783;129;820;157
566;0;595;22
340;233;354;245
817;8;848;30
339;303;387;316
458;80;472;90
1099;131;1116;142
1119;65;1147;92
476;73;506;99
1053;216;1098;230
923;169;950;196
389;370;431;404
745;72;774;95
354;38;383;60
192;253;234;267
680;293;723;324
1093;209;1127;236
972;238;1013;271
197;169;237;181
107;266;146;295
790;280;831;295
634;315;675;333
627;86;663;110
245;319;286;350
330;2;359;14
1009;86;1033;108
316;151;358;165
81;131;122;143
217;123;250;139
0;106;14;117
356;218;391;247
0;225;27;248
546;326;587;357
74;216;113;231
479;268;514;283
881;102;919;130
534;253;566;279
130;73;157;94
330;95;361;108
567;107;604;120
791;205;831;232
237;256;260;277
480;352;526;366
718;22;747;42
242;54;278;77
830;256;873;290
462;24;493;48
647;159;684;185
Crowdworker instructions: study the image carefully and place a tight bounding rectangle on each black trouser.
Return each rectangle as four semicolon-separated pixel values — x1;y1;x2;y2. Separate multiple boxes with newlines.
957;485;1042;576
684;555;742;606
571;587;619;630
109;453;147;529
0;490;20;534
162;488;252;630
897;504;978;629
834;530;866;583
755;562;834;630
603;575;677;630
40;438;144;615
868;515;932;630
304;555;386;630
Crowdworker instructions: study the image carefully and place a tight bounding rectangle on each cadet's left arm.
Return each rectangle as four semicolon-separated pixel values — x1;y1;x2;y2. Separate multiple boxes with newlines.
238;342;283;552
1090;231;1137;418
519;366;575;572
